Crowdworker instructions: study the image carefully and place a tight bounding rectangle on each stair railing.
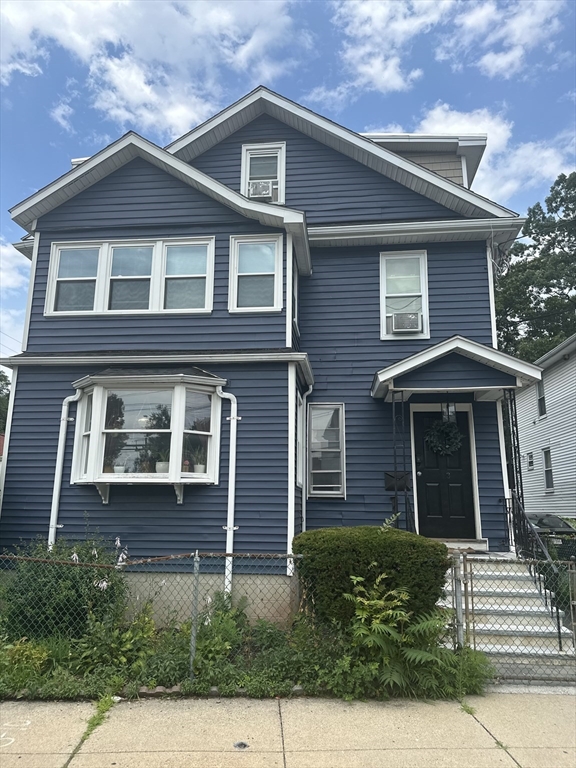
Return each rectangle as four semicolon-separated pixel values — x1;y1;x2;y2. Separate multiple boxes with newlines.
506;490;565;651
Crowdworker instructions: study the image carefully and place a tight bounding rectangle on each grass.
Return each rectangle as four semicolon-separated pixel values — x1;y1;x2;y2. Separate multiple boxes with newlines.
460;701;476;715
62;694;116;768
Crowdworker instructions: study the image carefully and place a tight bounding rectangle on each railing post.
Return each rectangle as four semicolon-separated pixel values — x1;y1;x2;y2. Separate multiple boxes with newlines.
453;554;465;649
189;550;200;682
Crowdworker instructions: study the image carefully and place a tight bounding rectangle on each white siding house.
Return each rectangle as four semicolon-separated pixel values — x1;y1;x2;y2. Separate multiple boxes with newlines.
517;334;576;517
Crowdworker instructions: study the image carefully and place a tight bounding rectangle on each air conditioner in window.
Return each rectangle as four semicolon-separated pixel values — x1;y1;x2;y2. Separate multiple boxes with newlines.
392;312;421;332
248;180;274;198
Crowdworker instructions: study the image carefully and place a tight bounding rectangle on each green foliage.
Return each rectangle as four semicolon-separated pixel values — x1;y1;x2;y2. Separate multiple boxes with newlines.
193;592;248;679
293;526;450;623
82;694;115;741
496;172;576;361
0;538;127;639
72;604;155;674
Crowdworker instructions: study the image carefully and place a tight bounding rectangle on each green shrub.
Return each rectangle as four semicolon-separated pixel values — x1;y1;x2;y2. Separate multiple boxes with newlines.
0;538;127;639
293;526;450;623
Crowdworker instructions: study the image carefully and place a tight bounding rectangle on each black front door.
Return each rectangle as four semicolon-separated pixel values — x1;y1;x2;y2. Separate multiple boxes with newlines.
413;411;476;539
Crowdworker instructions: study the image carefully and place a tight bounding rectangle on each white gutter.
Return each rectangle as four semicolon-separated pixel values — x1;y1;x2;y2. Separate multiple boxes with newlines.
48;389;82;548
216;387;240;593
300;384;314;532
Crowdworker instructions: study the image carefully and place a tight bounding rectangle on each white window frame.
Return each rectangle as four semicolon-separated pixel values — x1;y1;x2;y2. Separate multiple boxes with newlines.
379;250;429;340
537;379;547;417
45;237;215;316
542;448;554;492
241;142;286;205
228;233;283;313
71;379;222;486
296;391;304;488
526;452;534;471
307;402;346;498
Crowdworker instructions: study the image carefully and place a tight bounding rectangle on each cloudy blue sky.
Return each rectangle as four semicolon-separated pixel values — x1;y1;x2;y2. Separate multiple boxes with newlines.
1;0;575;364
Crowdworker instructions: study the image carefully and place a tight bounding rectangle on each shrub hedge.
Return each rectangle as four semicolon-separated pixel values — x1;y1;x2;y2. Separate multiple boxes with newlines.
292;526;450;623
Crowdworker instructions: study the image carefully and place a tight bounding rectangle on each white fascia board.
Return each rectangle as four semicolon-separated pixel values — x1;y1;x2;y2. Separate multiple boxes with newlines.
534;333;576;369
72;372;228;389
12;240;34;260
166;87;515;219
3;351;315;385
10;131;312;275
308;218;525;248
371;336;542;398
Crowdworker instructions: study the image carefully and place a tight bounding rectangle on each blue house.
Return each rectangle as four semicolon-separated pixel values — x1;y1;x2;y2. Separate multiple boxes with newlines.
0;87;541;558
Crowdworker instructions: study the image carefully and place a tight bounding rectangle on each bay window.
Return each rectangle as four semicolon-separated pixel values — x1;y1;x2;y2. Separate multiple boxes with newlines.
72;374;224;486
46;238;215;315
308;403;346;497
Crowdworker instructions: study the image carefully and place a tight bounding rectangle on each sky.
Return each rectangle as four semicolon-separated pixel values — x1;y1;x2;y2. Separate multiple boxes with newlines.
1;0;575;367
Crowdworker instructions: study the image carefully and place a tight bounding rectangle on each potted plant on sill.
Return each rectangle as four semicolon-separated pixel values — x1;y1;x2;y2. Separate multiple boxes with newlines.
191;446;206;473
154;449;170;474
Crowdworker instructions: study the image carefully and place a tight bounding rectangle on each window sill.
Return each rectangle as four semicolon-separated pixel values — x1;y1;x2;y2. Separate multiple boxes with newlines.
228;307;283;314
76;478;216;505
45;309;214;317
380;332;430;341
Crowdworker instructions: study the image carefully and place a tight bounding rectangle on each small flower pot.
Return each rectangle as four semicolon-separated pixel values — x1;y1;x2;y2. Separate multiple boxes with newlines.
113;466;126;474
155;462;170;473
193;464;206;473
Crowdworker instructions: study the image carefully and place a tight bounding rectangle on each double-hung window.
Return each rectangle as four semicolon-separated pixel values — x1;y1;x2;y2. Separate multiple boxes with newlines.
47;238;215;315
543;448;554;491
537;380;546;417
229;234;283;312
241;143;285;204
72;374;223;485
308;403;346;497
380;250;429;339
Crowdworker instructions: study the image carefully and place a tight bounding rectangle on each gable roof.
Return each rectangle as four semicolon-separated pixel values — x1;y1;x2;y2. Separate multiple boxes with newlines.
9;132;311;274
166;87;517;221
534;333;576;370
371;336;541;399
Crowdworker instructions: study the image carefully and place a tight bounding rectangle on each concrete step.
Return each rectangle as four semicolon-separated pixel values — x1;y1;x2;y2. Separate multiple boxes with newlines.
471;571;533;583
488;655;576;682
472;622;571;638
445;585;552;600
440;594;549;610
473;635;571;652
470;612;566;629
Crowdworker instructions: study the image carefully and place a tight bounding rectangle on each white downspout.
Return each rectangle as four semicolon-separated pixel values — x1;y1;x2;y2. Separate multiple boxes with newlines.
48;389;82;548
216;387;240;593
301;384;314;532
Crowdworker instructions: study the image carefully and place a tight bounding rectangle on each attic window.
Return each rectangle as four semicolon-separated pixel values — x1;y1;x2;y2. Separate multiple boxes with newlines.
241;143;285;204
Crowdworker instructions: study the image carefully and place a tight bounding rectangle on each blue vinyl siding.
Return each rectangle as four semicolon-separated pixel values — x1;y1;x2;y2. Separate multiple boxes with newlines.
472;401;508;549
395;353;517;389
29;160;288;353
191;114;462;225
0;364;289;557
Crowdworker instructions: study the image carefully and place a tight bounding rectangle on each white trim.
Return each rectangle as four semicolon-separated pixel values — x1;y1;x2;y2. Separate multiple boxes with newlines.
21;231;39;351
308;218;524;247
2;351;315;385
241;142;286;205
461;155;469;189
287;363;296;567
496;399;511;500
165;87;516;219
228;233;283;313
410;403;481;540
9;130;311;275
45;237;216;316
372;335;541;398
0;368;18;517
379;250;429;341
307;402;346;499
296;390;304;488
486;242;498;348
542;447;554;491
286;234;293;347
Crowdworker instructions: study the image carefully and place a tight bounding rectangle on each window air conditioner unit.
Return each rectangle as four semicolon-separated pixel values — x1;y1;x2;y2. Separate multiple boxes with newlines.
392;312;421;332
248;180;274;198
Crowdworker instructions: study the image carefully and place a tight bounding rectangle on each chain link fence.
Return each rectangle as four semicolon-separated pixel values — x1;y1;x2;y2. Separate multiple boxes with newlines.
447;555;576;683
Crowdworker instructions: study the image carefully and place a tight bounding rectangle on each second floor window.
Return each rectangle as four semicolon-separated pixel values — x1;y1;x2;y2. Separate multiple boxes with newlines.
229;234;283;312
46;238;215;315
380;250;429;340
537;379;546;417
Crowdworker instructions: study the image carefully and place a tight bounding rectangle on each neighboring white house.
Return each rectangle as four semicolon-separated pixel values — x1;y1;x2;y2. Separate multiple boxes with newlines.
517;333;576;517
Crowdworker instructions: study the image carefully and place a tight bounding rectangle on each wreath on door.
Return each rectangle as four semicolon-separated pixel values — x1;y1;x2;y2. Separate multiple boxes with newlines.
424;421;463;456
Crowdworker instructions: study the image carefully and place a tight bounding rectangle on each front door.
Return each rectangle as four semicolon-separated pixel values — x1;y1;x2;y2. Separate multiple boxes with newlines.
413;410;476;539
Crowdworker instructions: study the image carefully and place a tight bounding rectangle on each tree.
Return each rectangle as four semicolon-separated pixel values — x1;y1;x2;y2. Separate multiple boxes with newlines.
495;172;576;362
0;371;10;433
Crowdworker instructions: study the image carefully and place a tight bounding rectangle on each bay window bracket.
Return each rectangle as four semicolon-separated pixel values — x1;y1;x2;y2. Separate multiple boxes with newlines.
94;483;110;505
174;484;184;504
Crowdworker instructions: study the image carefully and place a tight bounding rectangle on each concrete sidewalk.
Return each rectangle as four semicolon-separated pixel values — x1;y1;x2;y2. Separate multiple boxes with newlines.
1;691;574;768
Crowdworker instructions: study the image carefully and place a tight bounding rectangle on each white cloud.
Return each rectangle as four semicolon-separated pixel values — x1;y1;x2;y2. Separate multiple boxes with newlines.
401;103;573;204
0;0;304;140
0;308;25;359
0;239;30;296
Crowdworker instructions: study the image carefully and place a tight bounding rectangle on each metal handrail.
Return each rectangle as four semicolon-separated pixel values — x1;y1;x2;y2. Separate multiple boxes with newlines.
506;490;564;650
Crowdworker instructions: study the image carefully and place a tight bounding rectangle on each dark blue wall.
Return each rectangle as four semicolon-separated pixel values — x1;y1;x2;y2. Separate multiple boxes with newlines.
191;114;462;225
30;159;287;353
0;363;290;557
395;353;517;388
